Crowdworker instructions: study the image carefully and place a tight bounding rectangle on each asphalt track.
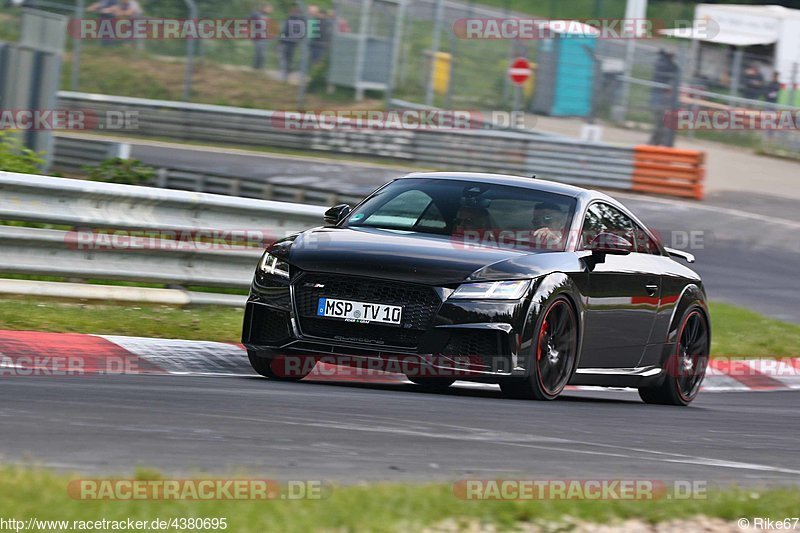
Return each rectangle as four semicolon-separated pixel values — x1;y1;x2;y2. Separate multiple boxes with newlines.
1;374;799;485
4;141;794;485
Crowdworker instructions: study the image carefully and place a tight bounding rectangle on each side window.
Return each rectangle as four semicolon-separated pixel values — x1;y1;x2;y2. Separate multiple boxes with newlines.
580;203;635;249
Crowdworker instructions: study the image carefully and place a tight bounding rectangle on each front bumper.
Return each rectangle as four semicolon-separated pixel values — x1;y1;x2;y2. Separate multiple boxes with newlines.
242;273;531;378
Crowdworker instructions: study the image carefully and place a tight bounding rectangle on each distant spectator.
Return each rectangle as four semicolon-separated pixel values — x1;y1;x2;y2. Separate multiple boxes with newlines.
307;5;327;65
249;4;273;70
87;0;117;16
650;49;678;109
279;6;305;82
719;69;731;89
649;50;678;146
765;72;781;104
329;8;350;33
742;64;765;100
319;9;335;55
88;0;118;46
113;0;142;18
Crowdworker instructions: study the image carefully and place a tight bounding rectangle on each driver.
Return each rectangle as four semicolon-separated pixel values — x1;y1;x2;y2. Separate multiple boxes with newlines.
454;205;491;232
531;202;568;249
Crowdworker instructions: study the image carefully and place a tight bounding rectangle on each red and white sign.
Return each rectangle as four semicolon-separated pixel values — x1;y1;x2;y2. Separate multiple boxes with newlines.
508;57;532;85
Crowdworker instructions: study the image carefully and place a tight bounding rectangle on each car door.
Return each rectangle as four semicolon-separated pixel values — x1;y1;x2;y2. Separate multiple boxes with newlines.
577;202;661;369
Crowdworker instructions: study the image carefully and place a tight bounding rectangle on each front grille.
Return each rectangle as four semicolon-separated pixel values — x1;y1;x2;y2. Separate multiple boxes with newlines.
294;273;442;348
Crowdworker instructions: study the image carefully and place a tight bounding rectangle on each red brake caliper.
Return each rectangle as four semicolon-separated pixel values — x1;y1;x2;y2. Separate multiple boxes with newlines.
537;317;549;361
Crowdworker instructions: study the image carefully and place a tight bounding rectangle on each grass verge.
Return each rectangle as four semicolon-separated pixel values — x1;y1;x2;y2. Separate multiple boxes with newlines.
0;297;242;343
0;298;797;357
1;467;798;533
709;301;800;359
61;46;378;111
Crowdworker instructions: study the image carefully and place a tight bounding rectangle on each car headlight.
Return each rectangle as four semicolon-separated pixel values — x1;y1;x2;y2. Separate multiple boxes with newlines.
259;253;290;279
449;280;531;300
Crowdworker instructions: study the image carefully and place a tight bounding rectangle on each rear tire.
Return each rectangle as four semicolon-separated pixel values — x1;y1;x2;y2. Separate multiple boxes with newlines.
638;307;709;406
247;350;315;381
500;296;578;401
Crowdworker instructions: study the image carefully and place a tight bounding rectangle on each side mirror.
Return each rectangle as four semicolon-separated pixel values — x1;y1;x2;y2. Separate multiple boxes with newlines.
324;204;352;225
587;232;633;255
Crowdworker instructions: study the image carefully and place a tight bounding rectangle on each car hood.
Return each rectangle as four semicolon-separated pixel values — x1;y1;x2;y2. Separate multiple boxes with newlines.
275;226;547;285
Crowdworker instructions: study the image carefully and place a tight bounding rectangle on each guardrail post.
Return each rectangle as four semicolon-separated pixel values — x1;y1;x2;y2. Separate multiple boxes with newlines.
182;0;198;101
70;0;84;91
425;0;444;107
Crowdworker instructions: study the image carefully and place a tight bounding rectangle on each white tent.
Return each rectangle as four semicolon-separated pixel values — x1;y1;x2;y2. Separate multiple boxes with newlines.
660;4;800;91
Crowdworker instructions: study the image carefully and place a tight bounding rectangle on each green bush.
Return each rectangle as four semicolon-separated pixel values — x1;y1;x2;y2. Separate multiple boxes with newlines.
0;131;45;173
83;158;156;186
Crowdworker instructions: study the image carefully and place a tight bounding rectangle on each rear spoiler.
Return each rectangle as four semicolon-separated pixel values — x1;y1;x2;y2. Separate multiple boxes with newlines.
665;247;695;263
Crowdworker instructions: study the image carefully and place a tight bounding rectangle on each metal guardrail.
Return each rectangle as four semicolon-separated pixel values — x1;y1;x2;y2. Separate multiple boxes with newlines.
52;135;130;174
50;134;370;206
0;172;325;290
55;91;639;191
57;91;415;160
412;130;635;190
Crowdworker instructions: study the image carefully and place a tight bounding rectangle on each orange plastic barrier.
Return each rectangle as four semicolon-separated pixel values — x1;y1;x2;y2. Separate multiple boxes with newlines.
632;146;705;200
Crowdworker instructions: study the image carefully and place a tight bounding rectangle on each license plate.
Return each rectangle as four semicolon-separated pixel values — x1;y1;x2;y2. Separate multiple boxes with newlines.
317;298;402;325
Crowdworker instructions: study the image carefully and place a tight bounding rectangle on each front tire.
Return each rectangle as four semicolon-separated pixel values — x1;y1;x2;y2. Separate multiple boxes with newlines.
500;296;578;400
638;307;709;406
247;350;315;381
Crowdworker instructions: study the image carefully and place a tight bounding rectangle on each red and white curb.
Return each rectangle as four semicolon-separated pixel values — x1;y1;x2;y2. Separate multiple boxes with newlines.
1;330;799;393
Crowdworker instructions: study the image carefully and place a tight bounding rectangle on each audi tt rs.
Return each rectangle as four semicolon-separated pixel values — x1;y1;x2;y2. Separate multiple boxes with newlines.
242;172;710;405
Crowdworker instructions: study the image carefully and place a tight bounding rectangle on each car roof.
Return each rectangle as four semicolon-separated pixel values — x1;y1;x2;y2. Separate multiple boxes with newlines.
399;172;613;202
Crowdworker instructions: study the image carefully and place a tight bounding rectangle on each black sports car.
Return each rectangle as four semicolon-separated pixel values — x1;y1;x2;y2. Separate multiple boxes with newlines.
242;173;710;405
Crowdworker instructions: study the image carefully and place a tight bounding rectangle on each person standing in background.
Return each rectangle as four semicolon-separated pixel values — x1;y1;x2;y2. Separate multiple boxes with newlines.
308;5;328;65
742;64;765;100
87;0;118;46
318;9;335;61
649;50;679;146
766;72;781;104
279;5;305;82
249;4;273;70
113;0;143;50
87;0;117;15
113;0;141;18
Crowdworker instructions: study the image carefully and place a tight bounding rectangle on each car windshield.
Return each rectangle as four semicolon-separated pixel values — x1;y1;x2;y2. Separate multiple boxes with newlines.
345;178;578;251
